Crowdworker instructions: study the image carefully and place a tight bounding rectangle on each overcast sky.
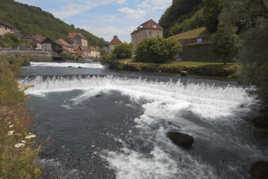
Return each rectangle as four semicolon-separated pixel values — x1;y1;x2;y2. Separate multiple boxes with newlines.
15;0;172;42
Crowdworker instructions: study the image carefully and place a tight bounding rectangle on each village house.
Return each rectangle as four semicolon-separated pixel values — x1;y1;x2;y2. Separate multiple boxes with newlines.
41;37;62;53
82;46;101;59
56;39;75;54
131;19;163;48
68;33;88;48
0;21;16;36
32;34;46;50
109;35;121;53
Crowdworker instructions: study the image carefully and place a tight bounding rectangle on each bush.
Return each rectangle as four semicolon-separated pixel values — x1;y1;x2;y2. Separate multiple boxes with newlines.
212;25;240;64
0;33;19;48
112;43;132;59
135;38;182;63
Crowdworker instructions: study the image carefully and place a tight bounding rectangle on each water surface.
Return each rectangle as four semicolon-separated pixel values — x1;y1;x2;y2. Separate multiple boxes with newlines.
21;62;267;179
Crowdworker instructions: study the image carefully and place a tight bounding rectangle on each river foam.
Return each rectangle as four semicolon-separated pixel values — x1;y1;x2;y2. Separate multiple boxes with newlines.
23;75;258;179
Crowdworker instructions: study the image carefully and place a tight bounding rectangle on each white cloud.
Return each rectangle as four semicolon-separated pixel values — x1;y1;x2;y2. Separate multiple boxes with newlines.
118;7;145;19
53;0;126;19
118;0;172;20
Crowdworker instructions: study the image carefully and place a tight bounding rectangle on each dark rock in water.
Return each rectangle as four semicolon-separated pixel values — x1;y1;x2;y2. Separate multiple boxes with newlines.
253;116;268;132
78;66;82;69
180;71;188;76
250;161;268;179
95;94;103;98
167;131;194;149
68;66;72;68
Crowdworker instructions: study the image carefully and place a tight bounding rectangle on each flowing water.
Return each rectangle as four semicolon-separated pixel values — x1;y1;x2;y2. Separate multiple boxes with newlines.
21;62;268;179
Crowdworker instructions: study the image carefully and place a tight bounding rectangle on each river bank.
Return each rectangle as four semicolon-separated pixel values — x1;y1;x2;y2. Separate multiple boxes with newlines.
0;58;41;178
101;59;239;80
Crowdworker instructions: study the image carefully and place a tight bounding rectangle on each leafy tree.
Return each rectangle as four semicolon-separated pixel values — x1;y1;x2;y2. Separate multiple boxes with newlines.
159;0;203;37
0;33;19;48
135;38;182;63
212;25;239;64
203;0;223;33
112;43;132;59
220;0;268;114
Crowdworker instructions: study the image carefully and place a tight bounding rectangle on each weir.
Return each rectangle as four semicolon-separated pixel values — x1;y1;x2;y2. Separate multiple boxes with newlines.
21;62;266;179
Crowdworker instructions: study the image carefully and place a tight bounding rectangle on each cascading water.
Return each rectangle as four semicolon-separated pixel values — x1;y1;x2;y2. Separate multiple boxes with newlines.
21;62;267;179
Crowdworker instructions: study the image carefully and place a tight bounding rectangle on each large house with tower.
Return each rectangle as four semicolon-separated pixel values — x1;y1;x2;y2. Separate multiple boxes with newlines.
131;19;163;48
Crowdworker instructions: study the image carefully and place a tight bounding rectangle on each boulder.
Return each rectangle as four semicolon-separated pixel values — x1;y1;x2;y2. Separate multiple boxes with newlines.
95;94;103;98
167;131;194;149
250;161;268;179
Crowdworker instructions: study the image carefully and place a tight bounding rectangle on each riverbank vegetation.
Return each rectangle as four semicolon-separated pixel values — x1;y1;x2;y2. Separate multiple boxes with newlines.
135;38;182;63
111;43;133;59
0;57;41;178
101;58;238;78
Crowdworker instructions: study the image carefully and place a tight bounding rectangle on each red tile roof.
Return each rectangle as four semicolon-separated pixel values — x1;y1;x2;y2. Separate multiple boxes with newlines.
56;39;72;48
68;33;87;40
131;19;163;35
33;34;46;43
110;35;122;45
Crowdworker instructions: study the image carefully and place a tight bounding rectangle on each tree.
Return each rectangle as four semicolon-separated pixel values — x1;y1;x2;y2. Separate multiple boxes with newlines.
212;25;239;64
221;0;268;115
203;0;223;33
112;43;132;59
135;38;182;63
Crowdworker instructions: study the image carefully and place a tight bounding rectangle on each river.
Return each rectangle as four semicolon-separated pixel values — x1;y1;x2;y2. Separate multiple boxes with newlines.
20;61;268;179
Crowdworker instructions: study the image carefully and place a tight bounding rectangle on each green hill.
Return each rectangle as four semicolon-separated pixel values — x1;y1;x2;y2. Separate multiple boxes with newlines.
159;0;204;37
0;0;108;47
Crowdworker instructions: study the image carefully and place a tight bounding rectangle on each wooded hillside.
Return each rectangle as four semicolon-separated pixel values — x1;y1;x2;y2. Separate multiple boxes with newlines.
0;0;108;47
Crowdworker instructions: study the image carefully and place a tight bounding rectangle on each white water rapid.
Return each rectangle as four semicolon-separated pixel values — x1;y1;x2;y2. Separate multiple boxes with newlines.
22;75;261;179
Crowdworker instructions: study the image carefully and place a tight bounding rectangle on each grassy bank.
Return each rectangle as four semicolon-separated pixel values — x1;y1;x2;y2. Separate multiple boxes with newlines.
0;57;41;178
102;59;239;79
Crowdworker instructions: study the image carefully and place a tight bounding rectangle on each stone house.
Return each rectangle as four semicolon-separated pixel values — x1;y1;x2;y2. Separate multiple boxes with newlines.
41;38;62;53
68;33;88;48
131;19;163;48
32;34;46;50
82;46;101;58
109;35;122;53
56;39;74;54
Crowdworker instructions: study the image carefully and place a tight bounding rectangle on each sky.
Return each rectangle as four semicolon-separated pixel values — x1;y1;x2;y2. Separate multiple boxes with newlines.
15;0;172;42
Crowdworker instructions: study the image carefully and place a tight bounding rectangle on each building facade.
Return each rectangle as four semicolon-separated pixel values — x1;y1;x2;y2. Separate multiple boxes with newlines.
68;33;88;48
131;19;163;48
82;46;101;58
56;39;75;54
41;38;62;53
109;35;122;53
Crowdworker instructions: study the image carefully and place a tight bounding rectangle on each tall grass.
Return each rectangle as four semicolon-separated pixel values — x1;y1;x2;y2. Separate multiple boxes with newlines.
0;57;42;178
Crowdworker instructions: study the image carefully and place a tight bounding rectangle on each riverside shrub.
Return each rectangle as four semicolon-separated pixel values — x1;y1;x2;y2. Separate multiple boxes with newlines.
135;38;182;63
112;43;132;59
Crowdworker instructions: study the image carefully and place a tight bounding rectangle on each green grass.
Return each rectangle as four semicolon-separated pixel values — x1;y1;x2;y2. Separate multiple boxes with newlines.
103;58;239;79
169;27;207;41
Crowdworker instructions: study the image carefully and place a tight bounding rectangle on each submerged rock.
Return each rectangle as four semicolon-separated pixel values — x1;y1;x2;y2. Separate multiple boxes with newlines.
250;161;268;179
95;94;103;98
167;131;194;149
180;71;188;76
253;116;268;132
